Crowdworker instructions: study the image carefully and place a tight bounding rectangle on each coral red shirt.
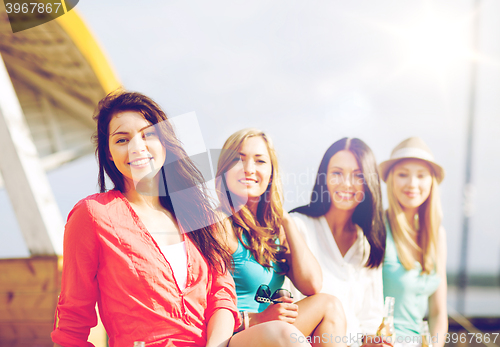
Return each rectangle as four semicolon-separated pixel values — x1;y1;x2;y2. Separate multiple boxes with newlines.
52;190;240;347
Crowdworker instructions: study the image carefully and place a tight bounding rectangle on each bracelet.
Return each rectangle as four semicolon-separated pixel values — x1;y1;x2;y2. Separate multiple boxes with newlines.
243;310;249;330
237;311;244;332
238;310;249;331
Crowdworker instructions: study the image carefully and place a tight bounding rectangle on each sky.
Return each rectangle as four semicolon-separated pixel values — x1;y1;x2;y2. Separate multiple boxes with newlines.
1;0;500;275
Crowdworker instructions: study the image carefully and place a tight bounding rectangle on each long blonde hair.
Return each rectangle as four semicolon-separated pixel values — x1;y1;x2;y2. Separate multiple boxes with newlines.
216;128;287;269
386;170;442;274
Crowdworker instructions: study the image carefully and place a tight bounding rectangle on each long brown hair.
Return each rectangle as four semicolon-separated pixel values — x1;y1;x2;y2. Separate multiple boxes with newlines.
386;168;442;274
92;90;231;273
291;137;385;268
215;128;287;270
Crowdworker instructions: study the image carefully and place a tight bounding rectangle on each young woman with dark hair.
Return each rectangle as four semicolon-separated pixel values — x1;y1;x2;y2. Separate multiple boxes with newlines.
290;137;387;347
52;91;310;347
216;128;347;347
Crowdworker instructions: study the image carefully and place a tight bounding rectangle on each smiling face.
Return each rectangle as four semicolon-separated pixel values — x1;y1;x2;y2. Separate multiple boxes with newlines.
108;111;166;189
225;136;272;210
326;150;365;211
391;159;433;211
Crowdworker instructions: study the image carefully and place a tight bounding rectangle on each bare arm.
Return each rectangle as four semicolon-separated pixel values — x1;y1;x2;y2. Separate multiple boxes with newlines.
281;212;322;296
428;226;448;347
206;308;235;347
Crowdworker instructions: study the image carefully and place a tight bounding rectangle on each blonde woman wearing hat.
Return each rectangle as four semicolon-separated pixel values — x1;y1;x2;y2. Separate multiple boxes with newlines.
379;137;448;347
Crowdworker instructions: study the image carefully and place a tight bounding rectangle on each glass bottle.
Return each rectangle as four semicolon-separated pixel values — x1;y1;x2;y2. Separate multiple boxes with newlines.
421;320;433;347
134;342;145;347
376;296;396;343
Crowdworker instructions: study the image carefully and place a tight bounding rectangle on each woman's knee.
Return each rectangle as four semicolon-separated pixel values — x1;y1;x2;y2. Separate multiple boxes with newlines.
258;321;308;346
316;293;346;325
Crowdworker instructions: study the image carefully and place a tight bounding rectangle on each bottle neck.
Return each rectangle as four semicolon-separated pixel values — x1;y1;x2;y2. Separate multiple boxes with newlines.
383;297;395;318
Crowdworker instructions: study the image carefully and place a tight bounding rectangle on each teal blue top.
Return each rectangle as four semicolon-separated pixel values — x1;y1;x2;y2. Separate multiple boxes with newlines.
231;234;285;313
383;223;440;337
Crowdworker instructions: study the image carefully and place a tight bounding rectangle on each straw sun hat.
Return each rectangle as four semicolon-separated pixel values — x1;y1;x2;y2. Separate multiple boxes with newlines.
379;137;445;184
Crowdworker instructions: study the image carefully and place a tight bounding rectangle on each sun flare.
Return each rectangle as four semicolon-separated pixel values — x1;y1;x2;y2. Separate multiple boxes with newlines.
400;10;473;74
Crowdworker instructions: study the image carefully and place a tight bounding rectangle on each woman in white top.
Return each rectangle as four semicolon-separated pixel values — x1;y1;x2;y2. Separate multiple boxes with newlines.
290;137;387;347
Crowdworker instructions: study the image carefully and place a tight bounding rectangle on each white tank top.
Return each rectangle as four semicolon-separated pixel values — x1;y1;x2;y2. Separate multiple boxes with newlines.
160;241;188;291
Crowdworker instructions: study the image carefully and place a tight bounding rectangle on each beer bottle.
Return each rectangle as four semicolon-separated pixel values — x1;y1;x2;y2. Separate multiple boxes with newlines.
421;320;433;347
376;296;396;344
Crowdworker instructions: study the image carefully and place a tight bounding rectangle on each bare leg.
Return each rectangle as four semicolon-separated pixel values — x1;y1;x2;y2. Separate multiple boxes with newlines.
293;293;347;347
229;321;312;347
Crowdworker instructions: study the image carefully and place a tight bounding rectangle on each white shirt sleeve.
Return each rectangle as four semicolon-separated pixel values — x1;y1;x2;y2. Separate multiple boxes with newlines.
358;264;384;335
288;213;384;343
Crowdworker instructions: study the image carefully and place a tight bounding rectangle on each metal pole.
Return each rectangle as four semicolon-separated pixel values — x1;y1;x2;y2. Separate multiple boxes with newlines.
457;0;481;315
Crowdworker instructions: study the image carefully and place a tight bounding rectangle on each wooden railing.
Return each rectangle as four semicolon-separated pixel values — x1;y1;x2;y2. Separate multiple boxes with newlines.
0;256;107;347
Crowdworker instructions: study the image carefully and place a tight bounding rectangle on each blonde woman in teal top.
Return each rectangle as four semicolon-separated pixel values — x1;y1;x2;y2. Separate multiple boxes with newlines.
379;137;448;347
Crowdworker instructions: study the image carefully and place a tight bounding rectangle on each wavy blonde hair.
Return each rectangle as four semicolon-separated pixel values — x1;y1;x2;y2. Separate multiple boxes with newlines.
386;168;442;274
216;128;287;269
